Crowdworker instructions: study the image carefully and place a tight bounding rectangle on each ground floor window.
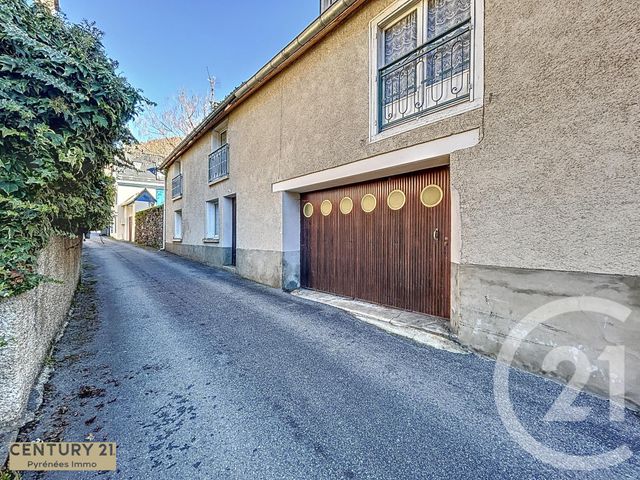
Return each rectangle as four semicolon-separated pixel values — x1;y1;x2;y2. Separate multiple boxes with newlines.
174;210;183;240
205;200;220;240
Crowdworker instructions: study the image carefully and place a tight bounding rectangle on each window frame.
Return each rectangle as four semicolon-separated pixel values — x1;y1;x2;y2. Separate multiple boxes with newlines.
205;199;220;241
174;210;183;241
369;0;484;143
380;4;423;67
211;122;229;152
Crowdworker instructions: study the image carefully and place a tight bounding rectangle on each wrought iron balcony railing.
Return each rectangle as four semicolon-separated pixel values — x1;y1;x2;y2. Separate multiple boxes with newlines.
209;143;229;183
171;173;182;199
378;19;472;131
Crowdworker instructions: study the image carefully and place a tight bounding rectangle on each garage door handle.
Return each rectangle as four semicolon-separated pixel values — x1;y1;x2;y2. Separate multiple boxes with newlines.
433;228;440;240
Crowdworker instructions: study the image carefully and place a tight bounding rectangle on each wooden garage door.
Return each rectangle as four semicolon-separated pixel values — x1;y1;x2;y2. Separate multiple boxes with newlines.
300;167;450;318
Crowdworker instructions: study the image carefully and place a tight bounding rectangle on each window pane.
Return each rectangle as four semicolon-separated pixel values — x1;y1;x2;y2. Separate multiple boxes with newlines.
175;211;182;239
384;11;418;65
426;0;471;40
206;203;211;237
206;201;220;238
214;202;220;237
382;11;419;109
206;202;213;238
425;0;471;83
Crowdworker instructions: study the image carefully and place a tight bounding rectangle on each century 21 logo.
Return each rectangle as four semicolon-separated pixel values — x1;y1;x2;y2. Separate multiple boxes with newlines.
9;442;117;471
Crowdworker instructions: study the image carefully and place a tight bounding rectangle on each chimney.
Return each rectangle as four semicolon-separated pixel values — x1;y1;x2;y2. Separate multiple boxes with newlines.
37;0;60;13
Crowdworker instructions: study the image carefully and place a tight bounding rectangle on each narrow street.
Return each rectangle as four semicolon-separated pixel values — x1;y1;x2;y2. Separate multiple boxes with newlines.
19;237;640;479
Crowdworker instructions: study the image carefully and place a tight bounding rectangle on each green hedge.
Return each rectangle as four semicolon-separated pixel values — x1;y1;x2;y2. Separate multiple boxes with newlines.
0;0;146;297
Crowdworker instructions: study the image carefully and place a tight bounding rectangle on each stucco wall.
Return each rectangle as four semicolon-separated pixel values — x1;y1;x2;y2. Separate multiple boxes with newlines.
221;0;483;255
167;134;211;245
452;0;640;276
165;99;287;286
168;0;639;278
166;0;484;284
0;236;81;431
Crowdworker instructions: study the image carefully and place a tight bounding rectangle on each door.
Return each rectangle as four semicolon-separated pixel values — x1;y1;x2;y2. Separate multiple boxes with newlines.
300;166;450;318
127;216;133;242
230;197;237;266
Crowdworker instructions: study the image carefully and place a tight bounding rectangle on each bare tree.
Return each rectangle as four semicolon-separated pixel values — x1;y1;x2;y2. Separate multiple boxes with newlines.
136;75;218;149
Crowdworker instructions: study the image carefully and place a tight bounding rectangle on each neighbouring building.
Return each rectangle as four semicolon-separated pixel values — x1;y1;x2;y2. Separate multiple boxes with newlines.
36;0;59;13
111;139;176;242
160;1;640;407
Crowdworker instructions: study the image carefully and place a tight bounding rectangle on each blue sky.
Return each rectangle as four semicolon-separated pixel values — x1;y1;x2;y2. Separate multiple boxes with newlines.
61;0;319;127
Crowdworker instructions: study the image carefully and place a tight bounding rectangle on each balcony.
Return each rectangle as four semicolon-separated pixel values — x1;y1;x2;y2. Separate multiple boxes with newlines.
208;144;229;183
378;19;472;131
171;173;182;199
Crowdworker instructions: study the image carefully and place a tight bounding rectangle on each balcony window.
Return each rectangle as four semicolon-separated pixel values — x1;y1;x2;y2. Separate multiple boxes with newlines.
208;143;229;183
384;10;418;64
371;0;482;138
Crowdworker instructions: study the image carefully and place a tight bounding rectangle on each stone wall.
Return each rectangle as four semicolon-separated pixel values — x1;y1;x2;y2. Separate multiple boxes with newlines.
135;206;163;249
0;236;81;433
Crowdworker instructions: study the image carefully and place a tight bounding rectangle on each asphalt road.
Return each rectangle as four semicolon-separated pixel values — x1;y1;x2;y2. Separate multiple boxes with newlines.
19;237;640;479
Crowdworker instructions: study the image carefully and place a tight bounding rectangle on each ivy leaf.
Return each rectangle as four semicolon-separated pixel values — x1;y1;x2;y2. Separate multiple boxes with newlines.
92;114;108;128
0;181;19;194
0;127;21;137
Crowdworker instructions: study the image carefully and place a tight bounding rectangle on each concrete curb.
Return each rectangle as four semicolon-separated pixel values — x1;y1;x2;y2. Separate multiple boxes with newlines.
349;313;468;354
291;290;468;354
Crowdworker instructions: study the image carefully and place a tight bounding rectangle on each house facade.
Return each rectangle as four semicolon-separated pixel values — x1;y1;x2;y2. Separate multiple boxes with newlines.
161;0;640;406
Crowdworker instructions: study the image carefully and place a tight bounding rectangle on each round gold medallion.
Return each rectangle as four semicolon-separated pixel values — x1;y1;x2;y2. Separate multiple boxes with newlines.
420;185;444;208
387;190;406;211
302;202;314;218
320;200;333;216
361;194;377;213
339;197;353;215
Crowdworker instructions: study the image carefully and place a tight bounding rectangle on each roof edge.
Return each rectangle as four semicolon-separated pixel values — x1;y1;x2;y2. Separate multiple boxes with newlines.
121;188;156;207
159;0;364;169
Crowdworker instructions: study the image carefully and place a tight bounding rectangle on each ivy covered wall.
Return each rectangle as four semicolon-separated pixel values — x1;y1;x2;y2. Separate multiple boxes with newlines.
0;0;146;297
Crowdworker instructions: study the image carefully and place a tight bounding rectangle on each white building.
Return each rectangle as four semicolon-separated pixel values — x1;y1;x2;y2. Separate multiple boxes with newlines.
111;139;175;241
